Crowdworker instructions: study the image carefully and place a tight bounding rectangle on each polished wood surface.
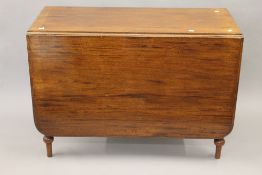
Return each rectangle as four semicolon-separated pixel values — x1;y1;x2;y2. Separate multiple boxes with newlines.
28;7;241;35
27;7;244;158
27;35;243;138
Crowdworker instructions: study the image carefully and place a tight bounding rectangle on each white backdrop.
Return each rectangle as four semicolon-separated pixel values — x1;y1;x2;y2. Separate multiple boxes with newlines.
1;1;262;175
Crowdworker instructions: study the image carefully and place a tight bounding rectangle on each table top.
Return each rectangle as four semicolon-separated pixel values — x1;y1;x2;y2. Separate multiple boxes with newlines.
28;7;242;36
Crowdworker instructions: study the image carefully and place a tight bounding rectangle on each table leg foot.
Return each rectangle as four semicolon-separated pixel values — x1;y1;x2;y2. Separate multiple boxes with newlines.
214;138;225;159
43;136;54;157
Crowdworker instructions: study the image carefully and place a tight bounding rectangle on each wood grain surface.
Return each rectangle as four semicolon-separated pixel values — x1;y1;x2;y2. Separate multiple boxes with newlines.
28;7;241;35
27;35;243;138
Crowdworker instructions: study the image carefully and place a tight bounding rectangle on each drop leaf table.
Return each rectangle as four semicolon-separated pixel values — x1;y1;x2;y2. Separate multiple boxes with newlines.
27;7;243;159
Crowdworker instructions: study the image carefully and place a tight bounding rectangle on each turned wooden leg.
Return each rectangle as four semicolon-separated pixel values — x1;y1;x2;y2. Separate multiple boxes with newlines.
214;138;225;159
43;136;54;157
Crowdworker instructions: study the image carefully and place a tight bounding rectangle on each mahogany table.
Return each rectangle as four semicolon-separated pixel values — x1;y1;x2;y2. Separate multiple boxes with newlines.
27;7;243;158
